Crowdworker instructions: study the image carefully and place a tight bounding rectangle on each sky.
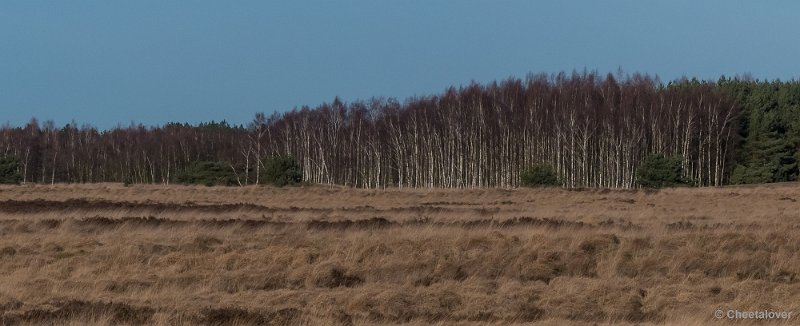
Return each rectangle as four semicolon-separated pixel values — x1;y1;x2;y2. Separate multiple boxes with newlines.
1;1;799;130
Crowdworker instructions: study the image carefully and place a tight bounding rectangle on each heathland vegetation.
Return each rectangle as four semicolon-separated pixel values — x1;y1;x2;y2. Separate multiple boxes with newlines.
0;183;798;325
0;72;797;188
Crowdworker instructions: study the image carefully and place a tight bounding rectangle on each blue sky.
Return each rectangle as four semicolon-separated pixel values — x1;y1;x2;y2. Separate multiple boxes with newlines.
1;1;799;129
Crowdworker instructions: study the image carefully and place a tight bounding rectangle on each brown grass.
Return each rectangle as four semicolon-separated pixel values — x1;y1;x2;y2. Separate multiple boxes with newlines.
0;183;798;325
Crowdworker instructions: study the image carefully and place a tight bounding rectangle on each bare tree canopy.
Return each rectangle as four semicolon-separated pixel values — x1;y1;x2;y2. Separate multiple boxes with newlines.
2;71;796;188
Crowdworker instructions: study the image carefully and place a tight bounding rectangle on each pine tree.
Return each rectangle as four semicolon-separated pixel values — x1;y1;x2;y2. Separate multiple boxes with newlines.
520;164;560;187
174;161;238;186
0;156;22;184
636;154;684;188
262;155;302;187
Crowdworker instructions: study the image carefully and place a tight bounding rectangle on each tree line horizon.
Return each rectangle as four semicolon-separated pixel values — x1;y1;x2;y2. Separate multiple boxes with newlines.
1;71;798;188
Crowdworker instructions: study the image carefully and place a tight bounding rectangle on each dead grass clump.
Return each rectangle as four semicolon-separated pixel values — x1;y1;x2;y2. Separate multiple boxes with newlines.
666;220;695;230
42;242;64;253
215;273;288;293
191;235;223;250
556;251;601;278
510;252;557;283
102;280;153;294
306;217;393;230
37;219;62;229
496;217;591;229
350;289;417;323
0;246;15;257
195;307;300;325
0;299;23;312
491;288;544;322
541;278;655;322
6;299;155;325
578;234;620;254
314;266;364;288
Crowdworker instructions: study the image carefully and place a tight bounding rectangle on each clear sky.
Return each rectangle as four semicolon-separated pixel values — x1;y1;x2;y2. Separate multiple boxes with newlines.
1;1;799;130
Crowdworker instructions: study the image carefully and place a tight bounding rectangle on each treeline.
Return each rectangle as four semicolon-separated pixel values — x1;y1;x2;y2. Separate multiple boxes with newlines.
717;77;800;184
0;71;797;188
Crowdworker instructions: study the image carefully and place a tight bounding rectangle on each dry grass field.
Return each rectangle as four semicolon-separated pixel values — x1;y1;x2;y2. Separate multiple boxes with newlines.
0;183;799;325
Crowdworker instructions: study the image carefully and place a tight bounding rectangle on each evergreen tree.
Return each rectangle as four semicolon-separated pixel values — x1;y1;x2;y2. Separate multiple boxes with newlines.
262;155;302;187
720;78;799;184
636;154;684;188
520;164;560;187
174;161;238;186
0;156;22;184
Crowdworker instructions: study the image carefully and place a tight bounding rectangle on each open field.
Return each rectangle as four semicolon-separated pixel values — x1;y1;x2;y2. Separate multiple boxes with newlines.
0;183;799;325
